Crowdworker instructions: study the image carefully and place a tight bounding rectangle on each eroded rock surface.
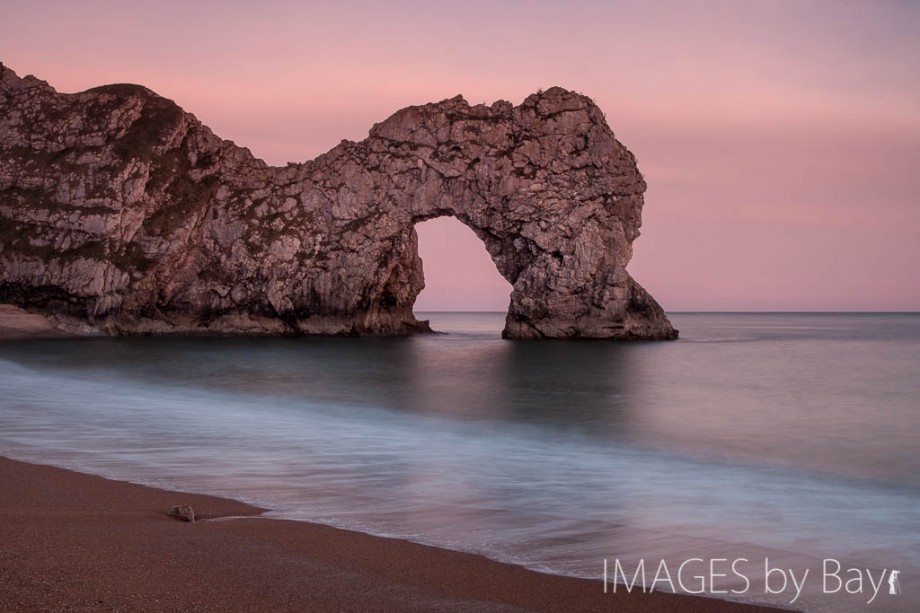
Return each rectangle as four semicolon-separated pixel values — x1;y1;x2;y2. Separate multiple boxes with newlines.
0;63;676;339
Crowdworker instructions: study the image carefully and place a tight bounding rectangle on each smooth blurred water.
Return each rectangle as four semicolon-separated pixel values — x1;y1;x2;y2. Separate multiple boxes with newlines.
0;312;918;612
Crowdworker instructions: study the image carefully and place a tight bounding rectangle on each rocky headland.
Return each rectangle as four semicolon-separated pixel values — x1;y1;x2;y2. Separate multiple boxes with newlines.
0;63;676;339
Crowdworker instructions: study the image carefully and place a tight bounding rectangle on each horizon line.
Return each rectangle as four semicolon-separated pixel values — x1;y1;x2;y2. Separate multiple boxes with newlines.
414;310;920;314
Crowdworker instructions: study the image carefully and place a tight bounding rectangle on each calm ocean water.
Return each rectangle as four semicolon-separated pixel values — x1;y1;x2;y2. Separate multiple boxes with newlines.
0;313;917;611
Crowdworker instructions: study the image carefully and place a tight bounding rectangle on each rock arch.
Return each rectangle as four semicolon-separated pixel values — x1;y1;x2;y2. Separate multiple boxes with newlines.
0;64;676;339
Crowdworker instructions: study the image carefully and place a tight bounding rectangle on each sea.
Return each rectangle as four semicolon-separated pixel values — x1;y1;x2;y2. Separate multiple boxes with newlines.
0;312;917;612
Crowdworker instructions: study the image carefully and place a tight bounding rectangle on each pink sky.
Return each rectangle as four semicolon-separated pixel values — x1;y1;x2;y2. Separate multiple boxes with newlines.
4;0;918;311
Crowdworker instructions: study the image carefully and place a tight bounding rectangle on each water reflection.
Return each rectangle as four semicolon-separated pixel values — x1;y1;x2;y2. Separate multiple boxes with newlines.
497;341;635;437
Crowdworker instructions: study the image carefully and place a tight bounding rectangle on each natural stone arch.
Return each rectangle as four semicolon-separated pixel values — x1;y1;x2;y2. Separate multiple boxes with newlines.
0;64;676;339
350;89;676;338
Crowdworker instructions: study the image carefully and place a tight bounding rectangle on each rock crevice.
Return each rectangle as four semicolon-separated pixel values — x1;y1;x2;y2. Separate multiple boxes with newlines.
0;63;676;339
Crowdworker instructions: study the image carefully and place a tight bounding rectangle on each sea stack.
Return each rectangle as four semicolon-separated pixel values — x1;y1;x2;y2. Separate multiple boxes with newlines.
0;63;676;339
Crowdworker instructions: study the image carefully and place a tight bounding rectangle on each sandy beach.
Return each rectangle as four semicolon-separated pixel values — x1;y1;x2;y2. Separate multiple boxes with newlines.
0;456;790;612
0;305;67;340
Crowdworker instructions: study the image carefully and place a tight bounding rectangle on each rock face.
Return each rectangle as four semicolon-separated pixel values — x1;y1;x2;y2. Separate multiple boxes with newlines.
0;63;676;339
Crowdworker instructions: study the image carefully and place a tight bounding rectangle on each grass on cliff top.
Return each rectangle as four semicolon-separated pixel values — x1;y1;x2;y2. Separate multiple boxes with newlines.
87;85;187;162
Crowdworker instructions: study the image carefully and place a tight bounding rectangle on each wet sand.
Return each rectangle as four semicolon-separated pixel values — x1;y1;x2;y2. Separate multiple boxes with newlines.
0;455;791;612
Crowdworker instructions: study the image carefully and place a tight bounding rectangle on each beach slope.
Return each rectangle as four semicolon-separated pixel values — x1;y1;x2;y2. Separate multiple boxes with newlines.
0;456;787;612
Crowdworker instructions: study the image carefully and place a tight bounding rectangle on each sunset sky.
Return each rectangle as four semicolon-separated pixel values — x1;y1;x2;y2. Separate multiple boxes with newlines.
4;0;918;311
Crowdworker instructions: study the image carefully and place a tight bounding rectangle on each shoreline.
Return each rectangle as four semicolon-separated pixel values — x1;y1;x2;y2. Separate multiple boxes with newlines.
0;304;70;339
0;455;790;612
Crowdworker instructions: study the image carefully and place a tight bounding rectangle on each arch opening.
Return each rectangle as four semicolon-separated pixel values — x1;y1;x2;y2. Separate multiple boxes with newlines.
412;217;512;332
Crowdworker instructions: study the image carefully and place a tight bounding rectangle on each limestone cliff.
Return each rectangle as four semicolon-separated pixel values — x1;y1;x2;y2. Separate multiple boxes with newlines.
0;63;676;339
